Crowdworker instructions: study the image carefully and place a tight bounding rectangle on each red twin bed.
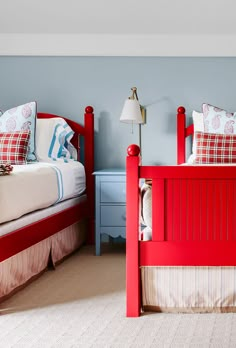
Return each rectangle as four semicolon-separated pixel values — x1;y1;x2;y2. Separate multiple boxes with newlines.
126;106;236;316
0;106;94;301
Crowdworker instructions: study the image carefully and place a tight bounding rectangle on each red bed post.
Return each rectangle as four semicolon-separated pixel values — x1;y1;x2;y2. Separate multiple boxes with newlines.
177;106;186;164
84;106;95;244
126;144;141;317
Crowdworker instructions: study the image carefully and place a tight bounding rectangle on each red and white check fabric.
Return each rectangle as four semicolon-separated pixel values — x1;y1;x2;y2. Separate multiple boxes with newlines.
195;131;236;164
0;131;30;164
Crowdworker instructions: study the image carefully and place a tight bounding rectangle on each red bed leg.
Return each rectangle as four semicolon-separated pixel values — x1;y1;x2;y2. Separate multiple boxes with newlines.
84;106;95;244
126;145;141;317
177;106;186;164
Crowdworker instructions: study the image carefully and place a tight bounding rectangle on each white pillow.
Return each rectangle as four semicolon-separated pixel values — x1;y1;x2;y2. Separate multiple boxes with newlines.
141;183;152;228
192;110;204;152
36;118;76;162
187;111;204;163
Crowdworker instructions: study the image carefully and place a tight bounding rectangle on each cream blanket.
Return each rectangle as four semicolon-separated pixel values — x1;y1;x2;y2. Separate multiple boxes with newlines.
0;163;59;224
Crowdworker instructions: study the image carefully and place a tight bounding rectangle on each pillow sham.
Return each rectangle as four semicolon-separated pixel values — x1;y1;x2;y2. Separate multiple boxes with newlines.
36;118;76;162
0;102;37;161
195;131;236;164
202;103;236;134
191;110;204;160
141;182;152;228
0;131;30;165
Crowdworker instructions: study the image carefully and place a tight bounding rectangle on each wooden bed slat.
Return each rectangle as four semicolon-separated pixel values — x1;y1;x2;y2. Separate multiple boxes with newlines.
166;179;173;241
200;180;207;241
152;179;164;241
180;179;187;241
228;181;234;241
140;241;236;266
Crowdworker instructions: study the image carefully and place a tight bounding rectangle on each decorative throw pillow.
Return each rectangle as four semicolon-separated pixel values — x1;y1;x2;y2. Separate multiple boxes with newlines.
0;102;37;161
202;103;236;134
0;131;30;164
141;182;152;228
195;131;236;164
188;110;204;163
36;118;76;162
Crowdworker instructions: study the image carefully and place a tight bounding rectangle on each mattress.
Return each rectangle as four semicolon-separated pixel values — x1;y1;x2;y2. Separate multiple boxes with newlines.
0;195;86;237
0;161;85;225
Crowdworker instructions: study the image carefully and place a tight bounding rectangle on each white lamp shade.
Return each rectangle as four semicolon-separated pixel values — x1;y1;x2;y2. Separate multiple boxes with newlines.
120;99;143;124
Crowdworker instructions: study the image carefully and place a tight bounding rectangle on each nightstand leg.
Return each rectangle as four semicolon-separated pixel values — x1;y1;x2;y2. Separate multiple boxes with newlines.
95;229;101;256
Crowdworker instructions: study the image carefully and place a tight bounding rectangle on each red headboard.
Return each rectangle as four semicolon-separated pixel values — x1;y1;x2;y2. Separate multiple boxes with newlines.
37;106;95;243
177;106;194;165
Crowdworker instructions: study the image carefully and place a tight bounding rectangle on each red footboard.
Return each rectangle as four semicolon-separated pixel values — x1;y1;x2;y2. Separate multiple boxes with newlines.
126;107;236;317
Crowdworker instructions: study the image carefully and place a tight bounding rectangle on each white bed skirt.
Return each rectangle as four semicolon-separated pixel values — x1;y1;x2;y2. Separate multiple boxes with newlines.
0;221;86;302
141;266;236;313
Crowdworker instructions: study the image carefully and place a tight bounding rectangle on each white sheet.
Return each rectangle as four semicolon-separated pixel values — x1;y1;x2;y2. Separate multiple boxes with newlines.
184;161;236;166
39;161;86;201
0;161;85;224
0;195;86;237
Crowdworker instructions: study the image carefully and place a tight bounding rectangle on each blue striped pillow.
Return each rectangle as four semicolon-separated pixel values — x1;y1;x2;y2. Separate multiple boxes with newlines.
48;122;74;161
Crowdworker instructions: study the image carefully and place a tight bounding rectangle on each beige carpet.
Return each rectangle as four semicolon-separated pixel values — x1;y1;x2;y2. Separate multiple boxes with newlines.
1;245;236;347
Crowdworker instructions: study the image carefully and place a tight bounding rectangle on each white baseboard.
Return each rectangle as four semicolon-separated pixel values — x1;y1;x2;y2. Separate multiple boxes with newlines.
0;34;235;56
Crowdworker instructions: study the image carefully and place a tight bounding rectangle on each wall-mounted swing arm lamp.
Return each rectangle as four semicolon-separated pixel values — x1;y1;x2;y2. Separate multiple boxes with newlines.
120;87;146;154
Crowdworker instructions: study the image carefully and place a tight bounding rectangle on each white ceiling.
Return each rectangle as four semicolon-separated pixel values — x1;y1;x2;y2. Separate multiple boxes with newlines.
0;0;235;35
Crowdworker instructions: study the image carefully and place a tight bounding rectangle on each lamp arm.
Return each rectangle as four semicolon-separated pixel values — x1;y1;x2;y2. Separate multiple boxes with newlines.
130;87;139;101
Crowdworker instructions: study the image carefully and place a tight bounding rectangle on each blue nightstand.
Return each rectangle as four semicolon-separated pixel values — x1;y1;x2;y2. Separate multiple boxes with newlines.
93;169;126;255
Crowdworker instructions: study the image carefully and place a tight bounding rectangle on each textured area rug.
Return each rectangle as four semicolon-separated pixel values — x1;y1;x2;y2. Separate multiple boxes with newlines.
1;245;236;347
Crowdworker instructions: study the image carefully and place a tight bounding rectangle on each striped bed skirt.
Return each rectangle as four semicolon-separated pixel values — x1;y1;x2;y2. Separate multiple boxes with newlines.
141;266;236;313
0;220;86;302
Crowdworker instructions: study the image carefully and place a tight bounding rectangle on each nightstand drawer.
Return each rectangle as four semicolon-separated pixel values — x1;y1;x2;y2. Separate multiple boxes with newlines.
94;169;126;255
101;206;126;226
101;182;126;203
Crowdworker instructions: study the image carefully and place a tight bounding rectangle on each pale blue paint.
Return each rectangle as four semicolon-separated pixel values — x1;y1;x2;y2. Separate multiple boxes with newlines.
1;57;236;168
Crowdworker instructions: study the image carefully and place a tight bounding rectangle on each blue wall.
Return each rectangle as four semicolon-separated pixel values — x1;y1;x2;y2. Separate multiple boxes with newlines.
1;57;236;169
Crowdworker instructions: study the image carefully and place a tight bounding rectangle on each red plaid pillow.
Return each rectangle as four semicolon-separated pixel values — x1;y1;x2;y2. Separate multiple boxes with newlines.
0;131;30;165
195;131;236;164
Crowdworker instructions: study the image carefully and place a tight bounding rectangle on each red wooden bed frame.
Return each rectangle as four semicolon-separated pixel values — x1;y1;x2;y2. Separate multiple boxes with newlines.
126;106;236;317
0;106;95;262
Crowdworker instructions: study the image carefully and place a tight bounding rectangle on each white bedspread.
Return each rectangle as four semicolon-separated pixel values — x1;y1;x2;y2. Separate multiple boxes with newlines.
0;161;85;224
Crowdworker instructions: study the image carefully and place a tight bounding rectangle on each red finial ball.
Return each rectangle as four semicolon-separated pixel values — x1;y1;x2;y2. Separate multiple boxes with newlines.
85;106;94;113
127;144;140;156
177;106;185;114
